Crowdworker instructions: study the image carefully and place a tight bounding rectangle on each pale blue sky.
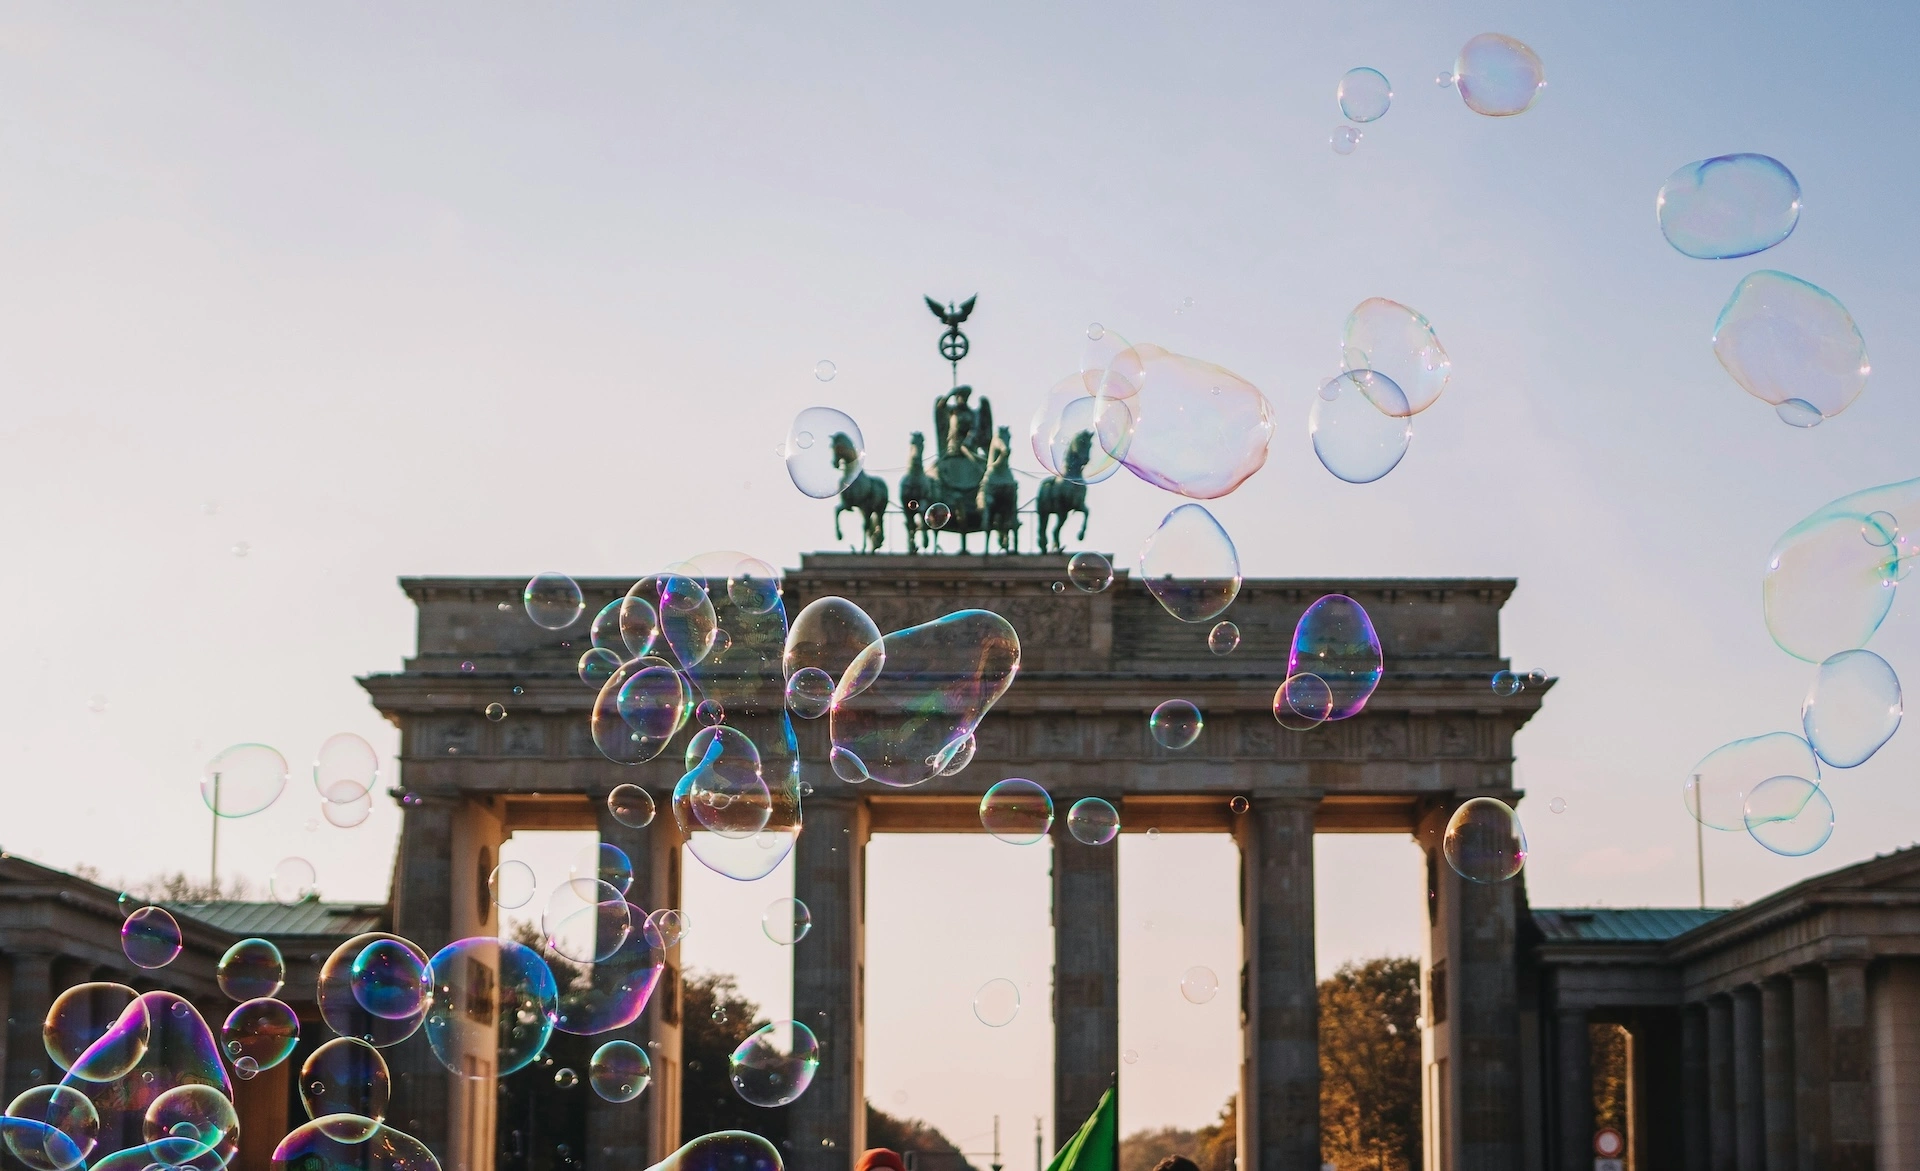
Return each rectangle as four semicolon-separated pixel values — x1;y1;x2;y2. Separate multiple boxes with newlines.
2;0;1918;1148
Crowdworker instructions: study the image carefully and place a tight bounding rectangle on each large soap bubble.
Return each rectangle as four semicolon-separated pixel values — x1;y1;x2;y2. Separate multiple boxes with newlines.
829;610;1021;787
121;908;182;970
784;407;865;499
58;990;231;1166
4;1085;97;1171
300;1038;388;1123
591;656;690;765
422;937;557;1079
1743;776;1835;856
1094;345;1273;499
1342;300;1449;416
1684;732;1820;832
270;1118;441;1171
784;597;883;690
1030;374;1124;485
1337;68;1391;122
1289;595;1383;720
317;934;431;1048
589;1040;652;1103
543;879;633;965
141;1083;238;1168
220;998;298;1072
1311;371;1412;483
1713;271;1869;426
1139;504;1241;623
1442;798;1526;883
313;734;378;804
676;733;774;841
554;909;666;1036
1453;33;1545;117
348;940;431;1021
728;1021;819;1108
641;1132;780;1171
980;779;1054;845
1658;154;1800;260
201;744;288;819
45;984;147;1080
1802;649;1902;768
1763;478;1920;662
217;939;284;1002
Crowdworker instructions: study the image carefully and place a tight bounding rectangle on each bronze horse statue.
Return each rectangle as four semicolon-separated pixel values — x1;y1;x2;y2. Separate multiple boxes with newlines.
1035;429;1093;552
899;431;936;553
831;432;888;551
978;426;1020;553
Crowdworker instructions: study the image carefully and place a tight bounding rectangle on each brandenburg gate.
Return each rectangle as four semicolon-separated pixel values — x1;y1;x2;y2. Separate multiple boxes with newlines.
362;553;1546;1171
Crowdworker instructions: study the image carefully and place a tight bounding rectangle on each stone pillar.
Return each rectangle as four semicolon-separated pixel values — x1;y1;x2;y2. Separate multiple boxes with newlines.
1706;994;1734;1171
1791;967;1831;1171
1733;985;1765;1167
1682;1004;1709;1171
1871;959;1920;1165
1237;796;1318;1171
1052;812;1117;1141
1826;960;1873;1170
1551;1005;1591;1171
790;794;867;1171
1451;842;1523;1167
1760;978;1795;1171
4;950;54;1097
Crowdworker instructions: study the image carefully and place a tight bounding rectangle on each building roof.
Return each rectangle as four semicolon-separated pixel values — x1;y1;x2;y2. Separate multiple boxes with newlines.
1531;907;1726;943
164;899;386;939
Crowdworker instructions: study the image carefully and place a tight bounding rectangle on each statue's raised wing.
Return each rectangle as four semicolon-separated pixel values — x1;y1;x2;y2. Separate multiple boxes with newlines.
925;295;950;323
933;394;952;452
954;295;976;324
972;396;994;454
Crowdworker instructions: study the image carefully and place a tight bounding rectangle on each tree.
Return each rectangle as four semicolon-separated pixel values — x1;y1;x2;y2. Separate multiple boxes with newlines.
865;1103;981;1171
131;871;256;902
681;969;791;1147
1318;957;1421;1171
1119;1096;1234;1171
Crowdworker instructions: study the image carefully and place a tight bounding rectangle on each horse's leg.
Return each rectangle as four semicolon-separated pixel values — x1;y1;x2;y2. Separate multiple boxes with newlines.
1077;507;1089;542
834;505;845;543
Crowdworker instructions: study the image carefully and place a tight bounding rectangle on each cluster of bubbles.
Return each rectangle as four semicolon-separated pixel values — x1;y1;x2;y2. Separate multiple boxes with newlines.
1487;669;1548;696
1311;299;1449;484
1339;33;1544;155
195;732;382;884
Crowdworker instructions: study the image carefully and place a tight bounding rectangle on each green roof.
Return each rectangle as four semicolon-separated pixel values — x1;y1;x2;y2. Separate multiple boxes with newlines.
1531;907;1726;943
165;899;385;939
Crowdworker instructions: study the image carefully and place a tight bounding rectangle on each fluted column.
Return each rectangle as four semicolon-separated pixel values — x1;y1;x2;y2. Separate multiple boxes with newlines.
1237;796;1319;1171
1052;811;1118;1141
790;794;868;1171
1760;978;1795;1171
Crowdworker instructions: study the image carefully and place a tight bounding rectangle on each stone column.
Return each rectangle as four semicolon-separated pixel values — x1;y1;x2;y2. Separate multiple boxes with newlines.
1237;796;1318;1171
1451;843;1523;1168
1826;960;1873;1170
790;793;867;1171
1682;1004;1709;1171
5;950;54;1098
1706;994;1734;1171
1552;1005;1591;1171
1790;967;1831;1171
1052;813;1117;1142
1733;985;1765;1166
1760;978;1795;1171
1870;959;1920;1165
388;796;457;1155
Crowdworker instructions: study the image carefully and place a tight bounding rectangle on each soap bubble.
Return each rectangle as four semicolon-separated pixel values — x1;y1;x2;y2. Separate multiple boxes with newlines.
574;842;634;895
300;1038;388;1122
121;909;182;970
926;502;951;529
1435;70;1454;88
1290;595;1382;720
1149;700;1203;750
550;1067;578;1089
1442;798;1527;882
785;667;835;719
543;879;633;965
643;1132;779;1171
1067;551;1114;593
1093;345;1273;499
1229;796;1249;814
1658;154;1801;259
1331;126;1361;155
423;938;557;1079
728;1021;819;1107
1180;967;1219;1004
4;1084;97;1171
322;788;373;828
1743;775;1835;856
44;984;147;1078
726;558;783;616
1272;673;1334;731
762;898;812;946
201;743;288;818
1802;649;1902;768
1207;621;1240;655
617;593;660;659
58;989;229;1163
980;779;1054;845
607;785;657;830
1066;797;1119;846
784;407;866;499
1342;299;1450;416
553;909;666;1037
142;1083;238;1167
271;857;317;903
1338;67;1391;121
313;733;378;804
676;729;773;840
217;939;285;1001
269;1119;439;1171
1453;33;1545;117
525;573;584;630
590;599;626;653
1140;504;1241;622
1684;732;1820;832
785;597;883;691
220;998;299;1072
937;732;977;776
1764;479;1920;662
1490;671;1520;696
972;979;1020;1027
349;940;430;1021
830;609;1021;787
814;360;836;382
589;1040;652;1103
1030;374;1124;486
1311;370;1412;483
485;702;507;722
1713;271;1869;425
316;934;432;1047
489;860;536;909
1548;797;1566;814
597;657;691;764
649;909;690;949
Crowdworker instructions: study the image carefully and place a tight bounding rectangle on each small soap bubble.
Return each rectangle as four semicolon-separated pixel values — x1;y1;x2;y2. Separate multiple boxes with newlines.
1312;370;1412;483
1435;71;1455;88
88;694;108;714
1443;798;1527;883
1051;581;1066;595
1150;700;1204;750
972;979;1021;1027
524;573;584;630
1208;621;1240;655
649;908;690;949
231;541;250;557
460;661;476;673
1123;1049;1139;1065
927;502;951;530
1548;797;1566;814
728;1021;820;1107
1067;551;1114;593
1337;67;1392;122
589;1040;651;1103
785;407;866;499
1087;323;1105;341
607;784;656;829
122;907;183;968
218;937;286;1001
695;699;726;727
1180;966;1220;1004
786;667;835;720
1229;796;1249;814
1066;797;1120;846
814;360;836;382
202;742;289;818
1146;827;1160;840
1525;670;1547;688
1140;504;1241;622
980;779;1054;845
1331;126;1361;155
489;860;537;909
554;1068;580;1089
271;856;317;903
762;897;812;946
1490;671;1520;695
485;703;507;722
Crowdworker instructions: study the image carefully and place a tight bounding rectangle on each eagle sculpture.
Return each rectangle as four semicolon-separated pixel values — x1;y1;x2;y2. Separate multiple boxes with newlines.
925;295;977;329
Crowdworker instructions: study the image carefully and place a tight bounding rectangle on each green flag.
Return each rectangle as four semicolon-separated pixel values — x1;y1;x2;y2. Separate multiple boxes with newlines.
1045;1086;1117;1171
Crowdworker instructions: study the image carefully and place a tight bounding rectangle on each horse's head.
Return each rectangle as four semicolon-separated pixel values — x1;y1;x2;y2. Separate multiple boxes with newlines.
830;432;859;469
908;430;925;458
1063;429;1095;477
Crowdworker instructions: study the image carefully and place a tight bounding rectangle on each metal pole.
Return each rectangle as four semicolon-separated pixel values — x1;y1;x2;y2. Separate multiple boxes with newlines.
1694;775;1705;909
1033;1117;1041;1171
209;772;221;891
991;1116;1001;1171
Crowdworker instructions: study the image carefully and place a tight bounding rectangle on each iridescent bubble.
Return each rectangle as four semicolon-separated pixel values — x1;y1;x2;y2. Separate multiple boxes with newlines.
422;938;556;1079
1180;966;1219;1004
785;667;835;720
1067;551;1114;593
269;1119;439;1171
1342;299;1450;416
553;911;666;1037
316;934;432;1048
784;407;866;499
726;558;783;616
1331;126;1360;155
647;1133;779;1171
829;609;1021;787
543;879;633;965
617;593;660;659
1030;374;1125;486
300;1038;389;1122
1743;775;1835;856
643;573;720;671
785;598;883;689
349;941;430;1021
1657;154;1800;260
1149;700;1203;751
1442;798;1527;882
676;733;773;840
762;898;812;946
44;984;147;1078
936;732;977;777
588;1040;651;1103
1802;649;1902;768
590;599;626;653
926;502;951;530
1094;345;1273;500
1066;797;1119;846
217;939;285;1001
322;789;373;828
4;1084;97;1171
814;360;836;382
1229;796;1249;814
1289;595;1382;720
601;658;691;764
524;573;584;630
574;842;634;895
1684;732;1820;832
1139;504;1241;622
694;698;726;727
729;1021;819;1107
201;744;288;818
61;988;230;1164
1207;622;1240;655
121;909;181;970
1490;671;1520;696
270;857;317;904
1311;370;1412;483
489;859;536;909
649;909;690;950
980;779;1054;845
607;785;656;830
142;1084;237;1167
1713;271;1869;426
313;733;378;805
971;979;1020;1027
1453;33;1545;117
1764;478;1920;662
553;1068;579;1089
1338;67;1391;122
220;998;299;1072
484;702;507;722
1272;673;1333;731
